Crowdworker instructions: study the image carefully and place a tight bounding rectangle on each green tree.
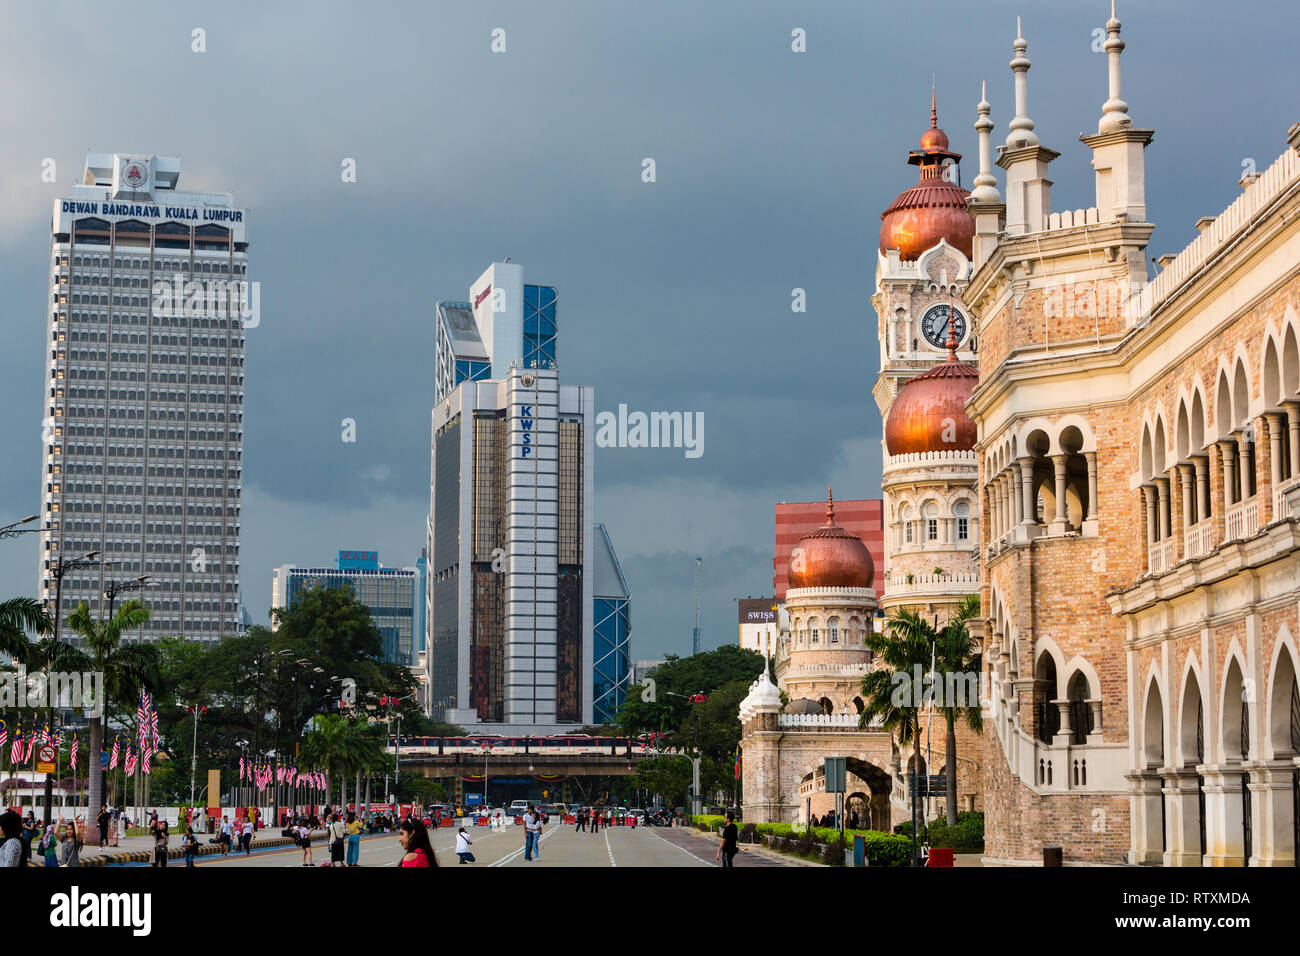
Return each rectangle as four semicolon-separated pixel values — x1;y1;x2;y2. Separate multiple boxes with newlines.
616;645;768;735
56;599;159;838
628;755;693;805
0;597;50;662
933;593;983;826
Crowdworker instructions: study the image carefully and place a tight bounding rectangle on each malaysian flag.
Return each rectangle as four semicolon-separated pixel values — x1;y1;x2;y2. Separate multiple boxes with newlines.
137;692;149;748
70;736;79;770
141;745;152;775
25;734;37;763
9;727;21;765
0;723;7;756
109;738;120;770
41;723;53;745
239;756;245;780
149;707;160;747
125;746;137;778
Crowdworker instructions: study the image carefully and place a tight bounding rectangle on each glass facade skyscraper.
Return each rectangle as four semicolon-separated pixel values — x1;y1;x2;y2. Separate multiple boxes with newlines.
592;523;631;724
272;551;416;665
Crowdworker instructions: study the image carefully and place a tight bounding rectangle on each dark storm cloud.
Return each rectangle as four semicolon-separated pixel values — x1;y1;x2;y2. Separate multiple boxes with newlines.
1;0;1296;658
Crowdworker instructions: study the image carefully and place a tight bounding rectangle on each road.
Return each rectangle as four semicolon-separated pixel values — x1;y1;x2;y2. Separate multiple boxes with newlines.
128;823;799;868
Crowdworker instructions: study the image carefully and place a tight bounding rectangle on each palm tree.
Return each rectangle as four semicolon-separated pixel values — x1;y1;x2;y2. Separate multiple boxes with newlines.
299;713;363;805
859;606;935;828
933;593;983;826
63;599;157;841
0;597;52;663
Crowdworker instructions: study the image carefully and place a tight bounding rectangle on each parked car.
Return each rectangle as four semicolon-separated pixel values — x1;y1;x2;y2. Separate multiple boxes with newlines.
508;800;530;816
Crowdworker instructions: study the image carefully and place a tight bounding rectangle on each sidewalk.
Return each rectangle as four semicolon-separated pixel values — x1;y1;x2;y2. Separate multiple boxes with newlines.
31;828;328;867
675;825;824;867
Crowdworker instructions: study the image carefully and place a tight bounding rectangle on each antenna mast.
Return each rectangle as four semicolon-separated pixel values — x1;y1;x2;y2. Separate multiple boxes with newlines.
692;556;702;655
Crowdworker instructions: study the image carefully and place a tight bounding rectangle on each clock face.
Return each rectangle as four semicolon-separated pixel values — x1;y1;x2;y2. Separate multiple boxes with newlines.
920;304;967;349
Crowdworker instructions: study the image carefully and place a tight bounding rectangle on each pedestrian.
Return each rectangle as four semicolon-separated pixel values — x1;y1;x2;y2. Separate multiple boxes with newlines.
20;813;37;865
96;806;111;848
60;822;82;867
39;825;59;867
241;817;254;855
397;818;437;867
522;805;538;861
151;819;169;868
575;807;586;833
534;805;544;859
183;826;199;867
328;813;346;868
219;815;232;855
715;811;739;868
298;819;313;867
455;827;475;864
112;808;123;847
0;811;23;868
345;811;362;867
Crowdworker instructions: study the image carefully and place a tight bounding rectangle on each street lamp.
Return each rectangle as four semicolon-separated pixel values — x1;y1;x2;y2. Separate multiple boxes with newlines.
42;549;100;825
0;514;41;539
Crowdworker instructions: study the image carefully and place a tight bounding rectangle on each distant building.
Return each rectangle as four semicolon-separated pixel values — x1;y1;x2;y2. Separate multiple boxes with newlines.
774;498;885;600
630;659;664;687
592;523;631;723
737;598;778;652
271;550;416;665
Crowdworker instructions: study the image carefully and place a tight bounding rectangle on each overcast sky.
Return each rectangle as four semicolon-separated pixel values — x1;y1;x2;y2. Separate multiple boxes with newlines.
1;1;1296;661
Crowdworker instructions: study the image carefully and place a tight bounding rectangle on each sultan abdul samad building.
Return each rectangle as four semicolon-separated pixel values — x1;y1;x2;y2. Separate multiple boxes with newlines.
743;5;1300;866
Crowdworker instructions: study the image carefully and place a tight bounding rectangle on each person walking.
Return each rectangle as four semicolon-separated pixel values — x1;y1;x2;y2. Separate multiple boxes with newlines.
397;818;437;867
328;813;346;867
534;806;544;859
715;811;739;868
0;811;24;868
297;819;313;867
455;827;475;864
96;806;111;849
21;813;37;866
575;807;586;833
60;822;82;867
241;817;254;855
182;826;199;867
522;805;538;861
150;819;169;868
219;815;232;856
345;811;362;867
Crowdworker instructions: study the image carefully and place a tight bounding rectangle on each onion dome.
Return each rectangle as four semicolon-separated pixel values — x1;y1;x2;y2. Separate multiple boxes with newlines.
739;668;783;721
884;321;979;455
879;91;974;261
787;488;875;590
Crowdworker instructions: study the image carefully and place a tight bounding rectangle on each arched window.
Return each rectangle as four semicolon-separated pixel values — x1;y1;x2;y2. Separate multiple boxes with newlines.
828;617;840;643
954;499;971;541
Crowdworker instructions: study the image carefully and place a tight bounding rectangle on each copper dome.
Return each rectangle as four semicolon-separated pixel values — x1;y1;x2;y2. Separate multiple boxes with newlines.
787;489;875;590
884;350;979;455
879;92;974;261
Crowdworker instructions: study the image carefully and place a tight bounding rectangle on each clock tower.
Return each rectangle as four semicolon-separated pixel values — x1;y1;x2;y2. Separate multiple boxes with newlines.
871;92;982;625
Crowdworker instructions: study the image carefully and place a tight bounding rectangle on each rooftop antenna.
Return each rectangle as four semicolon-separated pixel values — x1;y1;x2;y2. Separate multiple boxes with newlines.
692;556;702;656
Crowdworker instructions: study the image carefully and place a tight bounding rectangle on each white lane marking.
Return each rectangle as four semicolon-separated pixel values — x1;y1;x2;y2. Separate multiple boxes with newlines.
604;828;616;867
642;826;714;866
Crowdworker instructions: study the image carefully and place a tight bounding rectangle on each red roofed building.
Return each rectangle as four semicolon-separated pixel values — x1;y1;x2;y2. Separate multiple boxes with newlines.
773;498;884;601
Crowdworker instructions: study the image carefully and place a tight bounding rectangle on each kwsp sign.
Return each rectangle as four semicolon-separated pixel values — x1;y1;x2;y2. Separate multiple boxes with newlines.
519;405;533;458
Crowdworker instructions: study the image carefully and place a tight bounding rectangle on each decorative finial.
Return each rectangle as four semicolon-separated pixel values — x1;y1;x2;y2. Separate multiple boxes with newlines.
930;85;938;129
1006;15;1038;149
1098;0;1131;132
826;485;835;525
971;79;1002;203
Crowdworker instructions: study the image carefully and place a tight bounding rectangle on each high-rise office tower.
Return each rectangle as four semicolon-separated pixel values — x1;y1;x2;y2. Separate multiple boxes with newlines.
427;261;623;732
40;154;247;642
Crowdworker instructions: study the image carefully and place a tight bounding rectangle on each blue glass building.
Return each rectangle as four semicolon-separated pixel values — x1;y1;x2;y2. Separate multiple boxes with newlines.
271;550;416;665
592;523;631;724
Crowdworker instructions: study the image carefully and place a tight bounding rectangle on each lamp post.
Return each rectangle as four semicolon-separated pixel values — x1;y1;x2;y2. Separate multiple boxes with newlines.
0;514;41;539
43;549;100;825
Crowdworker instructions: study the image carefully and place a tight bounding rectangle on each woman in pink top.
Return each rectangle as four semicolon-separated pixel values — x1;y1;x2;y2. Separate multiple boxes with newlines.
398;818;437;867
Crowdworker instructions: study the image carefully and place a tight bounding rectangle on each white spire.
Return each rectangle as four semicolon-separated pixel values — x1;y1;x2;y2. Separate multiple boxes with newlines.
1005;15;1038;149
1098;0;1132;132
971;79;1002;203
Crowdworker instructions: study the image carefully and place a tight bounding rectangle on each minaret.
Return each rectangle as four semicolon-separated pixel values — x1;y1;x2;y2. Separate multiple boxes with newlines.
998;17;1058;236
1081;1;1154;227
968;80;1005;269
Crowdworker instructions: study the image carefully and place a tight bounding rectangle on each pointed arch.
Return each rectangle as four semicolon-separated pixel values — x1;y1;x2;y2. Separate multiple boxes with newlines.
1142;667;1166;769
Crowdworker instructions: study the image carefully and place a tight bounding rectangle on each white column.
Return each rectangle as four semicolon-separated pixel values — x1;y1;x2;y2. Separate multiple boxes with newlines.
1193;455;1210;522
1284;402;1300;478
1019;458;1037;525
1084;451;1098;522
1050;454;1069;532
1219;440;1237;510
